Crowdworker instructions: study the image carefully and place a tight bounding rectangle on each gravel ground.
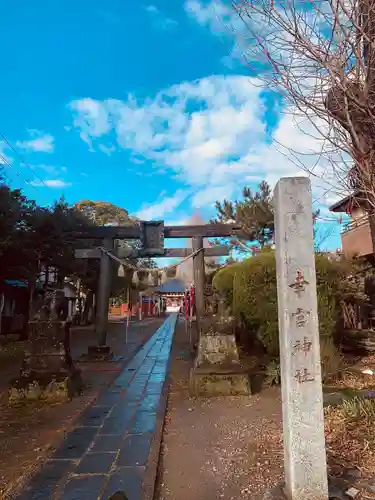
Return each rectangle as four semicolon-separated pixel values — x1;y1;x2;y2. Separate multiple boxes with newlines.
155;322;284;500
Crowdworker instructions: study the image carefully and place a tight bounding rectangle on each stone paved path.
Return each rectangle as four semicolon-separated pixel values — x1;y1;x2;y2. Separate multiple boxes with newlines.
15;314;178;500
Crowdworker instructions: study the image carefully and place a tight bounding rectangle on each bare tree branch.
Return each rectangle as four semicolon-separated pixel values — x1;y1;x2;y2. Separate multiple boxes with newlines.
223;0;375;213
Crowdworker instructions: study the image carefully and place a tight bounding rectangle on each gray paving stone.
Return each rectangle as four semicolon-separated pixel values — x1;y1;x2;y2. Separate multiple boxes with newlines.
90;434;125;453
102;467;145;500
149;373;165;383
53;427;98;459
123;388;145;402
80;406;113;427
76;452;117;474
117;434;153;467
145;381;164;394
60;475;107;499
128;381;147;393
96;392;123;407
16;460;75;500
110;402;139;419
130;411;157;434
99;415;134;435
133;374;149;383
139;395;160;411
114;373;134;387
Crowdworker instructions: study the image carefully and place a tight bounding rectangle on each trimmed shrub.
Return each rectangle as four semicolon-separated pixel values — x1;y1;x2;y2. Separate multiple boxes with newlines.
212;262;242;306
213;251;344;358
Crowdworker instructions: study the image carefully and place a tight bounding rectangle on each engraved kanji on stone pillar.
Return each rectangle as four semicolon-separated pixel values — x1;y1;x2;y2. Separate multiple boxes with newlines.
274;177;328;500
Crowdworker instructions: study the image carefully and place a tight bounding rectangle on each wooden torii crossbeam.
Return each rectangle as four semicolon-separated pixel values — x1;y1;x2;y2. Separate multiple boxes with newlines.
73;223;240;359
72;223;239;239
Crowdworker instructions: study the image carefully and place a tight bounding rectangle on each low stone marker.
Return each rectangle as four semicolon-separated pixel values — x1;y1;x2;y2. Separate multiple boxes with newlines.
9;287;83;403
190;295;250;396
266;177;328;500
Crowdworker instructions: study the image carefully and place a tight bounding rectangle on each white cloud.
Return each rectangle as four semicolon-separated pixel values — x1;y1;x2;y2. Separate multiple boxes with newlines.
34;164;58;174
145;5;178;30
69;74;344;217
70;75;265;186
185;0;234;30
131;156;145;165
99;144;116;156
163;216;191;226
192;184;234;208
184;0;247;65
69;98;111;147
136;190;190;220
16;130;55;153
30;179;72;188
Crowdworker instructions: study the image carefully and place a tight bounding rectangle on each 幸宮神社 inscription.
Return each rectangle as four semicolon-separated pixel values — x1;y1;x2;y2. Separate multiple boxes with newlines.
274;177;328;500
292;307;311;327
294;368;315;383
289;270;309;297
292;337;312;356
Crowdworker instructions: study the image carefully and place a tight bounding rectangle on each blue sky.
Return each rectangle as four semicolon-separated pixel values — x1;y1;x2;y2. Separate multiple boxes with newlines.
0;0;345;250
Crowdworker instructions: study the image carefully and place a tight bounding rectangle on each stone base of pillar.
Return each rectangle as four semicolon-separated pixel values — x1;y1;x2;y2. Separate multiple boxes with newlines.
190;365;251;396
9;369;83;404
262;484;287;499
190;332;251;396
263;480;337;500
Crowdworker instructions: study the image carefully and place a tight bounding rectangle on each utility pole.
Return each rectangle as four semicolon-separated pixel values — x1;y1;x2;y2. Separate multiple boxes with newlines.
95;238;113;347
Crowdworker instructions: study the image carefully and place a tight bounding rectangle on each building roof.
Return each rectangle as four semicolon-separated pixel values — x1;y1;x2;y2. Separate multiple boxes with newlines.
155;278;186;294
329;189;363;213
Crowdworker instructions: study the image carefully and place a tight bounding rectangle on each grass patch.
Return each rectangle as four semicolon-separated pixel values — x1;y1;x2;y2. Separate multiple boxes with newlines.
325;397;375;475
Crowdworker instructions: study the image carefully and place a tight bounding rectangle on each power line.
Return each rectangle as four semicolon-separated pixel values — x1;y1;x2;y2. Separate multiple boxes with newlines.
0;132;49;188
0;152;41;193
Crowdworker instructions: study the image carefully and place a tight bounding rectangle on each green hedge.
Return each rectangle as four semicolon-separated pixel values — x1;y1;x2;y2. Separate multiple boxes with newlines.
211;262;242;306
213;251;344;357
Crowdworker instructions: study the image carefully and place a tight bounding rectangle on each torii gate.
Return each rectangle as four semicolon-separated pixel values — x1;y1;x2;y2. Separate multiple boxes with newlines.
74;221;240;358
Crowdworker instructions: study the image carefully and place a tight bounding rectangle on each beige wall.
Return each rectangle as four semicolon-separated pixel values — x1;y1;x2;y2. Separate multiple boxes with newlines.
351;206;367;220
342;218;373;257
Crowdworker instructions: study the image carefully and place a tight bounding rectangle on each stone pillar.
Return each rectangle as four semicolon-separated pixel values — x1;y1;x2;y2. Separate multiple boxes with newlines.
87;238;114;359
96;238;113;345
273;177;328;500
192;236;205;334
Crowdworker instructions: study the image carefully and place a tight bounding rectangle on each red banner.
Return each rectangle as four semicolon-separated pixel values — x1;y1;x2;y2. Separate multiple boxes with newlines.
190;285;195;318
